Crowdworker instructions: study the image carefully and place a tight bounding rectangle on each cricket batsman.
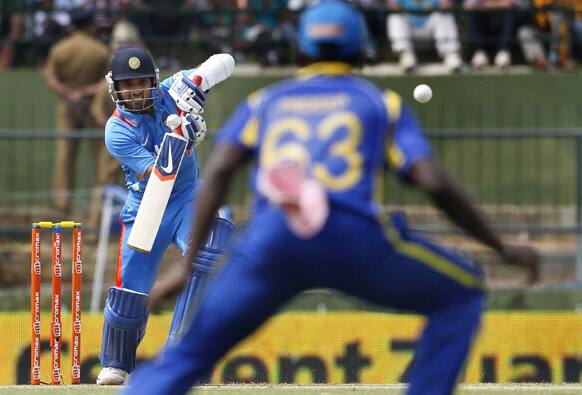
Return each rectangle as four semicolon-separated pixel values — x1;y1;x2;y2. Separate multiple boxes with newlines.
96;47;233;385
122;2;539;394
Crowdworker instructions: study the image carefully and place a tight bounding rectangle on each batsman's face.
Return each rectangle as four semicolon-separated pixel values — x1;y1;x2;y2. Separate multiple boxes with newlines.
117;78;154;111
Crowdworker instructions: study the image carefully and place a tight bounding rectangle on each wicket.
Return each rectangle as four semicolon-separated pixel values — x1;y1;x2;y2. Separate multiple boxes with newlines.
31;221;82;385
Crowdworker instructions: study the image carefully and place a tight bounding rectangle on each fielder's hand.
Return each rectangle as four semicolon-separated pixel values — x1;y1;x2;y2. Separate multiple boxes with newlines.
500;244;540;284
149;261;190;312
181;113;207;149
169;75;207;114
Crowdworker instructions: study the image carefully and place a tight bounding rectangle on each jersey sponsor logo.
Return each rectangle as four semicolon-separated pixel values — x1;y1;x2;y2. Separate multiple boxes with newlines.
140;134;149;147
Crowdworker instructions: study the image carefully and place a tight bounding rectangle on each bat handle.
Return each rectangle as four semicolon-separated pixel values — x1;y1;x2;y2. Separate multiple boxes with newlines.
173;114;184;136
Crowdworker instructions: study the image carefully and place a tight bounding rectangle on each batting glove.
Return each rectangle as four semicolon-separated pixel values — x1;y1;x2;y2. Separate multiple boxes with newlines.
181;113;207;149
169;75;207;114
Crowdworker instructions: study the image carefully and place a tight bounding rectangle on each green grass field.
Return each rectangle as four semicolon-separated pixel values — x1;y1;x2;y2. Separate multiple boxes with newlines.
1;384;581;395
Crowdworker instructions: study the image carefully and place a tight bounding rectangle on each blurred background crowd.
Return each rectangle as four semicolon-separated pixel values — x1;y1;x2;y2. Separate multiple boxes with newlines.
2;0;582;72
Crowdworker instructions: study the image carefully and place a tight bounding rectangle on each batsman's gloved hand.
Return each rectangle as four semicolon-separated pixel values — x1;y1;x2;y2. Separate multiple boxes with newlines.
169;75;207;114
181;113;207;149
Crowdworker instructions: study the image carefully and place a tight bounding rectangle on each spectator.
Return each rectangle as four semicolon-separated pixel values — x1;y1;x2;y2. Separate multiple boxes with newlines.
0;1;26;68
237;0;294;65
88;0;135;39
517;0;575;69
569;0;582;61
195;0;239;59
354;0;384;63
131;0;194;70
110;13;144;51
387;0;464;72
464;0;520;68
30;0;73;67
44;9;110;218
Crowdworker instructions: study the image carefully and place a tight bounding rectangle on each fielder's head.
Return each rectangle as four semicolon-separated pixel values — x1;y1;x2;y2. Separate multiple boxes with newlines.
297;0;366;63
106;47;159;112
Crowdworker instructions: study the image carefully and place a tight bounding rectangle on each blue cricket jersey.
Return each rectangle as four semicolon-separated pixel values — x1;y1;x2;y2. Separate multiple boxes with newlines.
105;69;201;222
217;62;433;218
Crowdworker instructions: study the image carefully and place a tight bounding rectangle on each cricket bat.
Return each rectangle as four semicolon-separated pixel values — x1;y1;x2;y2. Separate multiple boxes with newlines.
127;54;236;253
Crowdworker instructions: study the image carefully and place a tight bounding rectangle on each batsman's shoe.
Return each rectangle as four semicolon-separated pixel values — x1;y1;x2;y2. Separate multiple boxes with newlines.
96;367;129;385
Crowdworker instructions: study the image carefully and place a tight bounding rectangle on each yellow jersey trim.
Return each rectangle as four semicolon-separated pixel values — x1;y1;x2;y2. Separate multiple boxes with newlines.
240;117;259;149
384;90;402;122
296;62;353;78
384;90;404;168
385;225;484;289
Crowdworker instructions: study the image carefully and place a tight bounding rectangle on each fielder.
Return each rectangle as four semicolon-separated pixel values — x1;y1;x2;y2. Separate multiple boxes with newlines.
122;2;538;394
97;47;233;385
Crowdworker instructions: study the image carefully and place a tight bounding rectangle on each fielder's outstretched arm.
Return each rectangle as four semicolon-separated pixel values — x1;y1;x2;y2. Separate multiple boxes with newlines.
406;158;539;283
149;143;250;309
406;158;505;253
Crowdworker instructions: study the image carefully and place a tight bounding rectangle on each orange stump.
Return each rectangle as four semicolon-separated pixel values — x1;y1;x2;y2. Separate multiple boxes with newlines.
30;221;82;385
30;225;42;385
71;224;82;384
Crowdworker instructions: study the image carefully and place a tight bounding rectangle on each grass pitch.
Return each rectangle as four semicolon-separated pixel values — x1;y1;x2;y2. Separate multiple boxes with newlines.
1;384;581;395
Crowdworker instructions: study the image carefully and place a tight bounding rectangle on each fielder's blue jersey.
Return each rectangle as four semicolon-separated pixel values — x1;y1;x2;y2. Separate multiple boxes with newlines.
105;69;201;223
218;62;433;217
123;63;484;395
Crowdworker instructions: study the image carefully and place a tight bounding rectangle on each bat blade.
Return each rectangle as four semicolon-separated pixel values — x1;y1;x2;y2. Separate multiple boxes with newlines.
127;133;188;252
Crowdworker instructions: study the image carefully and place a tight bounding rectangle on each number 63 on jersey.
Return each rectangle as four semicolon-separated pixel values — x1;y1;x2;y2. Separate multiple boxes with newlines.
260;110;365;192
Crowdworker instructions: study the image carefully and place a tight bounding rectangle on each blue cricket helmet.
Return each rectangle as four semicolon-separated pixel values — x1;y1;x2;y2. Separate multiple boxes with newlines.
109;47;158;82
297;0;366;60
105;47;160;111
